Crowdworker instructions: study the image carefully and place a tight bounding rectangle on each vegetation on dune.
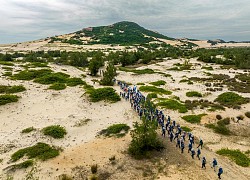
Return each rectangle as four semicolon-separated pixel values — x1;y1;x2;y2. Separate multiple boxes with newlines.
11;142;60;162
157;99;187;113
205;118;231;135
215;92;249;108
0;85;26;94
128;117;164;159
0;94;19;105
66;78;86;87
21;127;35;134
0;61;14;66
181;126;192;132
216;149;250;167
119;67;156;74
12;69;52;80
34;72;70;84
139;86;172;95
182;114;206;124
42;125;67;139
245;111;250;118
185;99;225;111
186;91;202;97
100;124;130;138
146;93;158;100
48;83;67;90
86;87;121;103
201;66;213;70
149;80;166;86
100;62;116;86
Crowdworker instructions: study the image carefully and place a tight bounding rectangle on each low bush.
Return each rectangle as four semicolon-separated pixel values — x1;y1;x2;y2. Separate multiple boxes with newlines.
12;69;52;80
216;114;222;120
0;94;19;105
48;83;66;90
11;142;60;161
201;66;213;70
215;92;249;107
21;127;35;133
216;149;250;167
86;87;121;103
149;80;166;86
181;126;192;132
186;91;202;97
14;160;34;169
157;99;187;113
182;114;206;124
42;125;67;139
119;67;156;74
137;82;145;85
245;111;250;118
205;122;231;135
91;164;98;174
0;61;14;66
139;86;172;95
147;93;158;100
0;85;26;94
66;78;86;86
34;72;69;84
100;124;130;137
217;118;230;126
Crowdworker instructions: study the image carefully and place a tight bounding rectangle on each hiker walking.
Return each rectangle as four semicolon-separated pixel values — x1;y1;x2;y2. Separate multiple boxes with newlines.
191;148;195;159
188;142;192;153
202;157;206;169
197;148;201;160
169;132;174;142
181;141;185;153
197;138;203;149
162;126;166;137
218;166;223;179
176;138;180;148
212;158;218;172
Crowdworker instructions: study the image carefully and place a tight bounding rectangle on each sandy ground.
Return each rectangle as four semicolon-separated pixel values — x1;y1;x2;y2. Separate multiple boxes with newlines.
0;58;250;179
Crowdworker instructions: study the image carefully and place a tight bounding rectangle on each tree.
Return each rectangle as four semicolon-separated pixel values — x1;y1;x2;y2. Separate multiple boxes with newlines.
128;117;164;159
88;54;103;76
100;62;116;86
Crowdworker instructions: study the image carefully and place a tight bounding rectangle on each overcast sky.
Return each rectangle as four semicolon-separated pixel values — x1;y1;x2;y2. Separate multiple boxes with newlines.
0;0;250;44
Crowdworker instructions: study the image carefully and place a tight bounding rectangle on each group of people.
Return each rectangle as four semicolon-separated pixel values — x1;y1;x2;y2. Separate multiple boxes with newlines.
116;80;224;179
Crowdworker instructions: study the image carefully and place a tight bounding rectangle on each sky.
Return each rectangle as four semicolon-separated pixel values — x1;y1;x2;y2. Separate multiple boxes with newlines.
0;0;250;44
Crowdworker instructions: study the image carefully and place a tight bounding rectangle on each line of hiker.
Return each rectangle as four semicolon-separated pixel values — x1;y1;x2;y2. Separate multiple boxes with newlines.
116;80;224;179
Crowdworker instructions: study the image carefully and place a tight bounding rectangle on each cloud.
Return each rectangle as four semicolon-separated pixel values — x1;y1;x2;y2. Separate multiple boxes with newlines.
0;0;250;43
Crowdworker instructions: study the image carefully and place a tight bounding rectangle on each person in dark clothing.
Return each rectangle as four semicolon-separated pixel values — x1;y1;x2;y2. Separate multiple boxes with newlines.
212;158;218;172
176;138;180;148
188;143;192;153
218;167;223;179
191;148;195;159
197;138;203;149
181;141;185;153
202;157;206;169
169;132;174;142
197;148;201;160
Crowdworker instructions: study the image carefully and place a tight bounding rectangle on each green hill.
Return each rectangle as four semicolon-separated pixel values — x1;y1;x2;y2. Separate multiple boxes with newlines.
73;21;173;45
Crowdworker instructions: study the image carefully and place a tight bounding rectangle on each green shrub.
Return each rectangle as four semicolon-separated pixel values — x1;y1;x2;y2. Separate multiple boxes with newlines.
216;114;222;120
186;91;202;97
147;93;158;100
128;118;164;159
157;99;187;113
14;160;34;169
245;111;250;118
0;94;19;105
216;149;250;167
86;87;121;102
149;80;166;86
42;125;67;139
34;72;69;84
215;92;249;107
139;86;172;95
201;66;213;70
48;83;66;90
66;78;85;86
2;72;12;76
12;69;52;80
137;82;145;85
0;61;14;66
182;114;206;123
0;85;26;94
205;123;231;135
91;164;98;174
217;118;230;126
100;124;130;137
11;142;60;162
21;127;35;133
181;126;192;132
119;67;156;74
